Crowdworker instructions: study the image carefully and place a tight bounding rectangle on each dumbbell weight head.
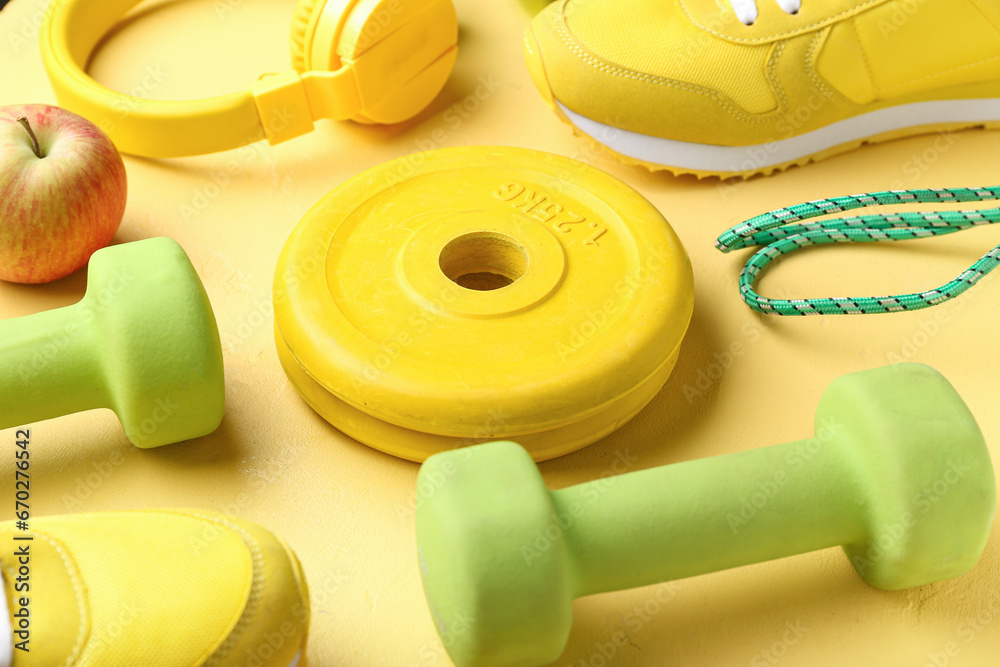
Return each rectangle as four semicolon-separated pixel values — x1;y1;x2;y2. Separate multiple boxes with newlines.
89;238;225;447
817;364;994;589
416;364;996;667
0;237;224;448
417;443;569;667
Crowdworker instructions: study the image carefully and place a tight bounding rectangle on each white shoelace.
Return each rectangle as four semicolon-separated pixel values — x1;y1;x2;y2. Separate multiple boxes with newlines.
729;0;801;25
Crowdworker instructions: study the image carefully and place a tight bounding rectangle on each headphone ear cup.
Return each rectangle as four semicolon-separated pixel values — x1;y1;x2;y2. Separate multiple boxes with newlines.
289;0;322;72
335;0;458;124
289;0;458;124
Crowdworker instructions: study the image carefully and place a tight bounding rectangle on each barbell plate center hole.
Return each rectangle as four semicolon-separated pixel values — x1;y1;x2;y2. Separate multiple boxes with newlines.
439;231;528;292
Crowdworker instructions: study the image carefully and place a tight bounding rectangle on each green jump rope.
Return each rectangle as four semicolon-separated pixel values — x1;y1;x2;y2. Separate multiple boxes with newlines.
716;186;1000;315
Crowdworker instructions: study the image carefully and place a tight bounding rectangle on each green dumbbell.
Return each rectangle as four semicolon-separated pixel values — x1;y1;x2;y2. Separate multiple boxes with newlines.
0;237;225;447
416;363;997;667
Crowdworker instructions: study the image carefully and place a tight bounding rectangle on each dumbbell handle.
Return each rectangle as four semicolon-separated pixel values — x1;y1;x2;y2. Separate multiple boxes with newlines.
0;302;108;429
556;434;864;597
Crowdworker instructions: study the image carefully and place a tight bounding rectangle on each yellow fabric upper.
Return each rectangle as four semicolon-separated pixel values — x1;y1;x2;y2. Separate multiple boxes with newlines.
0;531;85;664
1;511;308;667
527;0;1000;146
564;0;778;113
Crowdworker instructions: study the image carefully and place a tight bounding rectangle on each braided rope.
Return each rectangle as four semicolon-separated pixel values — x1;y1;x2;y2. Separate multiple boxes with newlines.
715;187;1000;315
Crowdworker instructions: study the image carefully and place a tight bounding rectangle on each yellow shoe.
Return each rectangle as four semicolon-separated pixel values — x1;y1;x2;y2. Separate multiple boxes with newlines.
524;0;1000;177
0;510;308;666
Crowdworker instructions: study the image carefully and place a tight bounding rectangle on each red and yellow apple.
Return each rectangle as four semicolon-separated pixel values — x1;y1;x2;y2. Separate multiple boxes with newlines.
0;104;127;284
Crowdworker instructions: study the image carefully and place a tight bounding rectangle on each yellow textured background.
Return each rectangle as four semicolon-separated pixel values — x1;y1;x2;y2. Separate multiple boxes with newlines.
2;0;1000;665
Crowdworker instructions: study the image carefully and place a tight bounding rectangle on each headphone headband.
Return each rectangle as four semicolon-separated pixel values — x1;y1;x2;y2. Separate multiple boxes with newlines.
40;0;455;158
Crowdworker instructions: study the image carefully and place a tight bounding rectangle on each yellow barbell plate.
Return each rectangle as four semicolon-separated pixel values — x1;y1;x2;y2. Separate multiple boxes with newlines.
273;146;694;461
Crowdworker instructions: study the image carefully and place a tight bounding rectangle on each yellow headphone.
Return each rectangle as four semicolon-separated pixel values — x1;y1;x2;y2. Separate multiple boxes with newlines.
41;0;458;157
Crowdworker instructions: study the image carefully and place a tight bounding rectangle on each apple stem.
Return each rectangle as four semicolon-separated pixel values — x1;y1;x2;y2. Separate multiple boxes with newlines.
16;116;43;159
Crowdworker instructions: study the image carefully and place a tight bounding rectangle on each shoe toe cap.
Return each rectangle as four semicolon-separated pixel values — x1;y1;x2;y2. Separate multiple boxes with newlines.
5;511;308;667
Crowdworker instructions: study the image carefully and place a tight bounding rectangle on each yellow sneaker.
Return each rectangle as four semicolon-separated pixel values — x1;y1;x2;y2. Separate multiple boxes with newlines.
0;510;308;666
524;0;1000;177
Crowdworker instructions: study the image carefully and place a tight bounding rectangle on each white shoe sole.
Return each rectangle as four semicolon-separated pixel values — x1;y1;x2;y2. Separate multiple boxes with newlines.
558;98;1000;176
